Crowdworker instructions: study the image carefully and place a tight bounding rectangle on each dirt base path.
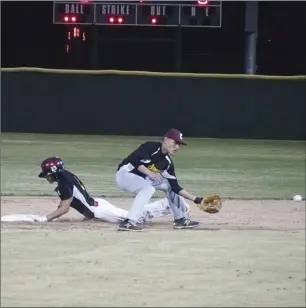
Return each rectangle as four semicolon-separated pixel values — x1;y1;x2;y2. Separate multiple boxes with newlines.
1;197;305;232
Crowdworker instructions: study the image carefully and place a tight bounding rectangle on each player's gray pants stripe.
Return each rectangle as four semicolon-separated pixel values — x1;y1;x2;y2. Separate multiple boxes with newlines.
116;169;186;223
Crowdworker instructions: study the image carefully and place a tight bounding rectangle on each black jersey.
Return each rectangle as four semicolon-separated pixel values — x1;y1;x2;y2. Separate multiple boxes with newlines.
55;170;95;218
117;141;183;194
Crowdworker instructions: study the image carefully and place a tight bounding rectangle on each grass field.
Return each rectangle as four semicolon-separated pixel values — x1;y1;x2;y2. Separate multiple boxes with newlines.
1;133;305;307
1;133;305;198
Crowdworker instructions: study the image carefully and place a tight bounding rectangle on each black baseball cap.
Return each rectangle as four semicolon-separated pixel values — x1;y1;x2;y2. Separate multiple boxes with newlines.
164;128;187;145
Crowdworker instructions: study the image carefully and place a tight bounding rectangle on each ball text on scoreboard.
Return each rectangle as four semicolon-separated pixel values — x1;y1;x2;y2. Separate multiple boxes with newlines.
53;1;222;27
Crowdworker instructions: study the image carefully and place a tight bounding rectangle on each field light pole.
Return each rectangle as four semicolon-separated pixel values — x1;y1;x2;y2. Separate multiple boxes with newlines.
244;1;258;74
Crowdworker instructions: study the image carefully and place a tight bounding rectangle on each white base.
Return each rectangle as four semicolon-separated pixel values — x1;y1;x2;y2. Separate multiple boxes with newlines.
1;214;42;222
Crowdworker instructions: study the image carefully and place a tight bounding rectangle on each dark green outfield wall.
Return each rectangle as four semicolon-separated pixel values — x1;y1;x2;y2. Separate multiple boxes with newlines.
1;70;305;140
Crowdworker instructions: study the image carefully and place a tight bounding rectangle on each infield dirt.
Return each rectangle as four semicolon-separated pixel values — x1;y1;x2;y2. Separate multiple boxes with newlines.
1;197;305;307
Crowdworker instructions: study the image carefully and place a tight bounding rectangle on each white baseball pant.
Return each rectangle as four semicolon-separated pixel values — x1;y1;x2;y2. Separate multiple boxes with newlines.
115;168;187;223
92;197;172;224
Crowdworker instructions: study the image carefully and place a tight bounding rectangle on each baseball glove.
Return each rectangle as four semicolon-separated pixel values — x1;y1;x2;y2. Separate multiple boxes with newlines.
198;195;222;213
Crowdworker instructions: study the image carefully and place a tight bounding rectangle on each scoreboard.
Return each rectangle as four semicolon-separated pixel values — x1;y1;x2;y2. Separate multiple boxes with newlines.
53;1;222;27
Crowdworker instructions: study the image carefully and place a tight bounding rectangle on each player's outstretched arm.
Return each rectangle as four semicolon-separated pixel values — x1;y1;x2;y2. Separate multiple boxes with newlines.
46;197;73;222
178;189;197;203
165;163;200;204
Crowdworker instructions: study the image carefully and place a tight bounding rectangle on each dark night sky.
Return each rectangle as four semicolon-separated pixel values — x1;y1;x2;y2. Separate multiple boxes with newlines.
1;1;306;75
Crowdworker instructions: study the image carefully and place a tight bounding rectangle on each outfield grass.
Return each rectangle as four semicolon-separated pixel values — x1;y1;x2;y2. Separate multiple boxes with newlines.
1;133;305;199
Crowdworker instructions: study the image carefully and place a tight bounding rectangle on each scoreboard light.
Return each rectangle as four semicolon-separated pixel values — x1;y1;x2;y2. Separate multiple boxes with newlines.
64;15;77;22
108;16;124;24
151;17;157;24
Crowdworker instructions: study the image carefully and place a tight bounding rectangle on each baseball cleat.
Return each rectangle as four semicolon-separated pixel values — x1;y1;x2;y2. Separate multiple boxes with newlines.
118;219;143;232
173;218;200;229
